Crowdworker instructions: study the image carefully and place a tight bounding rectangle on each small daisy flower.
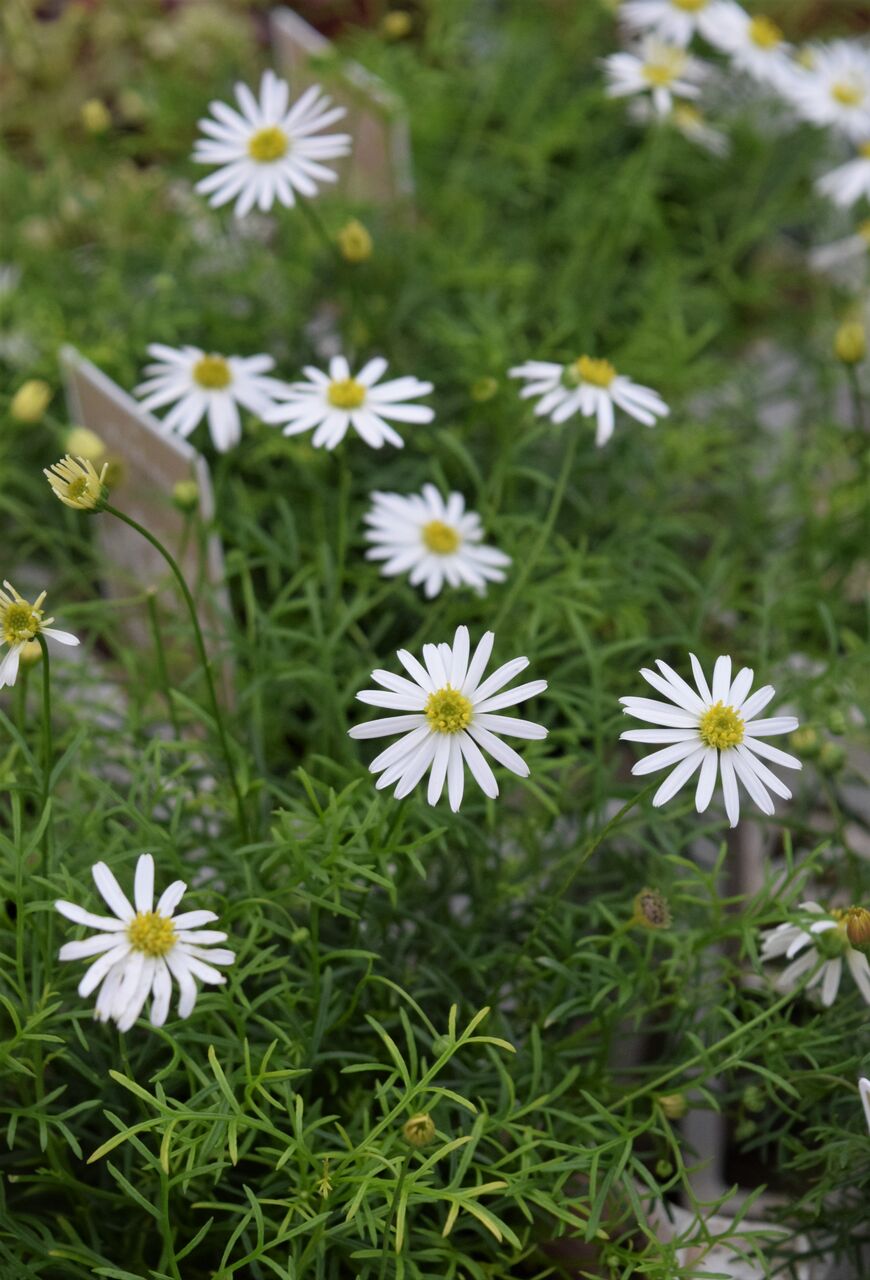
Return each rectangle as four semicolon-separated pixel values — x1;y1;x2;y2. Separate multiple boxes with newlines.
193;69;351;218
55;853;235;1032
860;1078;870;1133
0;581;79;690
630;98;730;155
809;220;870;274
363;486;511;598
348;625;548;811
44;454;108;512
789;41;870;141
264;355;434;450
619;653;801;827
619;0;743;49
760;903;870;1009
716;12;796;93
817;143;870;208
603;36;708;117
135;344;289;453
509;355;668;446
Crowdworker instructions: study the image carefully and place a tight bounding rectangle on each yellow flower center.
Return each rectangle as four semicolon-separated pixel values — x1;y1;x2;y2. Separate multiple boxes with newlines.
193;355;232;390
425;685;473;734
672;0;706;11
643;58;683;88
247;125;289;163
698;701;745;750
748;16;782;50
327;378;367;409
832;81;864;108
421;520;461;555
859;143;870;160
566;355;617;388
127;911;176;958
2;601;41;644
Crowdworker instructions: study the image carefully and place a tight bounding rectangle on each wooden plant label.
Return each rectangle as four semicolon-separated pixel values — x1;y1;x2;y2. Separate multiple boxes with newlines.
270;6;414;207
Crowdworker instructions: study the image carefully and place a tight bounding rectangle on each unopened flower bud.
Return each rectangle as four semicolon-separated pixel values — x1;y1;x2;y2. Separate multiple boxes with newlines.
835;320;865;365
403;1112;435;1147
172;479;199;513
337;219;373;263
66;427;106;463
81;99;112;134
818;741;846;775
381;10;413;39
470;376;499;403
845;907;870;952
742;1085;765;1114
11;379;52;423
657;1093;686;1119
790;726;820;758
632;887;671;930
19;640;43;666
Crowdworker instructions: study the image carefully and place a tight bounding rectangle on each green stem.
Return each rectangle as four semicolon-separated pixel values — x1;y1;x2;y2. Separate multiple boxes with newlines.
379;1154;409;1277
297;199;341;266
104;504;249;843
846;365;866;431
36;635;55;963
492;431;578;631
145;589;181;739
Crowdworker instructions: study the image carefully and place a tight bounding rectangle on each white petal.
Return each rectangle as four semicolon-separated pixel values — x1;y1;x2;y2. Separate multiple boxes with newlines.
694;747;719;813
134;854;154;915
92;863;135;922
718;752;741;828
711;655;732;703
651;748;705;806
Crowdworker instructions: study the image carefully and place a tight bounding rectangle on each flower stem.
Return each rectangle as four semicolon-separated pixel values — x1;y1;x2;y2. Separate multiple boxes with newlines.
36;634;55;959
297;198;342;266
104;504;249;842
146;588;181;739
846;365;866;431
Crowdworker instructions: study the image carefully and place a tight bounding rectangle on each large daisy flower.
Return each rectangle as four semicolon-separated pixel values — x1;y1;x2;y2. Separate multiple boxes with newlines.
619;653;801;827
136;343;289;453
264;355;434;450
619;0;743;50
0;581;79;690
760;903;870;1009
363;486;511;598
603;36;708;117
509;355;668;446
55;853;235;1032
348;625;548;811
817;144;870;208
789;42;870;141
193;70;351;217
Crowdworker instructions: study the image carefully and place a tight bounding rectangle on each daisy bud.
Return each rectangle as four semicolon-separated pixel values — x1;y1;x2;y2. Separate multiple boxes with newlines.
742;1085;765;1114
65;426;106;464
631;887;671;930
10;379;52;423
655;1158;673;1178
845;907;870;953
834;319;866;365
381;10;413;39
818;741;846;774
403;1112;436;1147
81;98;112;134
790;725;820;758
19;640;43;666
337;219;373;263
172;479;200;514
470;376;499;402
657;1093;686;1119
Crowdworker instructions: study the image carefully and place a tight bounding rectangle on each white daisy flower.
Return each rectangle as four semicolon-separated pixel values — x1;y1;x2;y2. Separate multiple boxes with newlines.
0;581;79;690
629;98;730;155
619;653;801;827
193;69;351;218
808;220;870;275
716;12;797;93
363;486;511;599
55;853;235;1032
760;902;870;1009
860;1077;870;1133
619;0;743;49
348;625;547;811
817;144;870;208
135;343;289;453
603;36;708;117
509;355;669;446
264;355;434;450
789;41;870;141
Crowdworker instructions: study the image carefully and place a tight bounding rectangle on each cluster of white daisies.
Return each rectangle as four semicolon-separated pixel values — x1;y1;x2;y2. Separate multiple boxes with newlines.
9;58;863;1043
605;0;870;213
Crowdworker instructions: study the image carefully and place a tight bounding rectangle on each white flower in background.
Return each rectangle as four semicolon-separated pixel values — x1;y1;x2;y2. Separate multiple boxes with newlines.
136;344;288;453
619;653;800;827
0;581;79;689
193;69;351;217
55;853;235;1031
789;42;870;141
716;12;796;93
363;486;511;598
264;355;434;450
603;36;708;116
860;1078;870;1133
809;220;870;276
0;263;21;298
817;144;870;208
760;903;870;1008
348;625;547;811
509;355;668;446
630;98;730;155
619;0;743;49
